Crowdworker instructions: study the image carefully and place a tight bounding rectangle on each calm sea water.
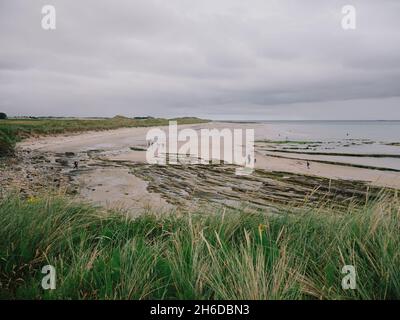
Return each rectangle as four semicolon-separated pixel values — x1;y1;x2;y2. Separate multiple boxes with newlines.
256;120;400;142
250;121;400;170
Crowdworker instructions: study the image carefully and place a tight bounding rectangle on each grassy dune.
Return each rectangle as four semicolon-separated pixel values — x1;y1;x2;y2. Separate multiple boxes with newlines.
0;116;208;155
1;194;399;300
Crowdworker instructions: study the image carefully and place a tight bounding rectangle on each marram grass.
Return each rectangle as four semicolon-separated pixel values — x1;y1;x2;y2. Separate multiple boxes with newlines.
0;193;399;300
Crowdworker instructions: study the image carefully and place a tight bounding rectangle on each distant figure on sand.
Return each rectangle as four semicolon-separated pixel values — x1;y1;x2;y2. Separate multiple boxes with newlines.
74;161;79;169
247;154;256;166
306;161;310;169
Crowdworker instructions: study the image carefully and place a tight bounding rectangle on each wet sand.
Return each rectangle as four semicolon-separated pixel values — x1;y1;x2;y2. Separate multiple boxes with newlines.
254;152;400;189
76;167;173;215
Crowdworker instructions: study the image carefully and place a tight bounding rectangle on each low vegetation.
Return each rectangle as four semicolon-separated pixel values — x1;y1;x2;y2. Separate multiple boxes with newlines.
0;116;208;156
0;128;17;156
1;193;399;300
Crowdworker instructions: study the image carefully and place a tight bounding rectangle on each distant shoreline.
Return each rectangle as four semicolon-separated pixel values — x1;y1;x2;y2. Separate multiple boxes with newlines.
219;119;400;123
4;117;400;123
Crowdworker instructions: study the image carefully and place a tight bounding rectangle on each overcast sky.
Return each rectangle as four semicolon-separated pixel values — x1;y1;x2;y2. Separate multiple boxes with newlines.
1;0;400;120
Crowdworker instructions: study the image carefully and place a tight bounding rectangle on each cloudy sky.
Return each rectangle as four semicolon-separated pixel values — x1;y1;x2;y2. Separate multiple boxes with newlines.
1;0;400;120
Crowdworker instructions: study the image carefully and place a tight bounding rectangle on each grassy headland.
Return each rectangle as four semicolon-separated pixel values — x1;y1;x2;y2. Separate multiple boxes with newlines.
1;193;399;300
0;116;208;156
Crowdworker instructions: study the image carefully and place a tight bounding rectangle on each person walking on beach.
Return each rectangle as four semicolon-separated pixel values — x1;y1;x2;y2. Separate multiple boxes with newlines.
306;161;310;169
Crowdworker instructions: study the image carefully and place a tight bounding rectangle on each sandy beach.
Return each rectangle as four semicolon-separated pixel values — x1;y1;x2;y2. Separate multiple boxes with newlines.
8;122;399;214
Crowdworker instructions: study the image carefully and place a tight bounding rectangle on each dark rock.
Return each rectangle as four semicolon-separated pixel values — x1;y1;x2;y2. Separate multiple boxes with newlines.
55;158;69;166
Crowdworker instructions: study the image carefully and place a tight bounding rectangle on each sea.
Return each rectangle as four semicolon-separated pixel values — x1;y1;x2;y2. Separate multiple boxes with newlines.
249;120;400;171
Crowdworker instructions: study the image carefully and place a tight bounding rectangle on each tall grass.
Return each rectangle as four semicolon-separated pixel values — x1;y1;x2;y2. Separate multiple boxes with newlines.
0;194;399;300
0;129;17;156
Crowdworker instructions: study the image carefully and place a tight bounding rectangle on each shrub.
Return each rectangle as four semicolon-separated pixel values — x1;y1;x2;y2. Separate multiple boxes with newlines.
0;129;16;156
0;112;7;120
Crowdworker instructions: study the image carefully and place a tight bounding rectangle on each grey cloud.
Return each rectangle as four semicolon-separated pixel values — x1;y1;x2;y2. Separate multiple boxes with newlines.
0;0;400;119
